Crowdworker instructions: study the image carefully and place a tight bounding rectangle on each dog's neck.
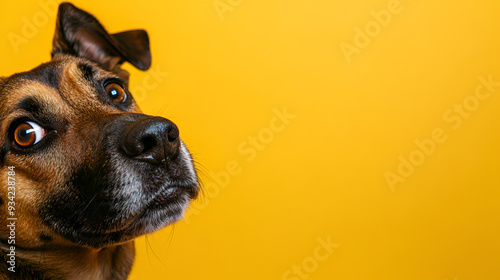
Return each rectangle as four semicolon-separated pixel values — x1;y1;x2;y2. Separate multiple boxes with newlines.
0;241;135;280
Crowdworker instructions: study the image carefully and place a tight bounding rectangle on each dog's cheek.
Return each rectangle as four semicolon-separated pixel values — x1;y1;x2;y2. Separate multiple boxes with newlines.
0;171;70;248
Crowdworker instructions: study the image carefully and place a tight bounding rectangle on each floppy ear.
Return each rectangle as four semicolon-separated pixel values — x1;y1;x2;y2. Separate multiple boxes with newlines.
51;2;151;82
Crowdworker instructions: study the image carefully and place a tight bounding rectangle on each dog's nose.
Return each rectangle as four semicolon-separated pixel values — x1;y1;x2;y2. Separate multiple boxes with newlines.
121;117;180;164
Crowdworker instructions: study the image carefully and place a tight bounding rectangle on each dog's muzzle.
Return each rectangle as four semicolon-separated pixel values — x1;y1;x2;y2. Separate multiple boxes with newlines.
40;113;198;247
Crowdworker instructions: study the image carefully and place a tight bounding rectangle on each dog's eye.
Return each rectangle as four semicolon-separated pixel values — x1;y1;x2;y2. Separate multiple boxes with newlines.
14;121;46;147
105;82;126;103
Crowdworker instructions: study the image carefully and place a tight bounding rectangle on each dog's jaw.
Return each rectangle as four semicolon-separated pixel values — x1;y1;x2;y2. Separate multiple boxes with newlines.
39;133;199;248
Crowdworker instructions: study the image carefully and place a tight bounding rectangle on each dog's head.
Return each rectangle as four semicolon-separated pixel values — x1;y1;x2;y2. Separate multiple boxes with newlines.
0;3;198;248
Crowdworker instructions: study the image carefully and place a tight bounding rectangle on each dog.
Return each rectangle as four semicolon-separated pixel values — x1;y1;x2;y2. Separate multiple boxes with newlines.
0;3;199;279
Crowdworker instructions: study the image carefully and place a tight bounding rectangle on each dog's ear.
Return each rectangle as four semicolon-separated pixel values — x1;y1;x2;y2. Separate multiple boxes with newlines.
52;2;151;82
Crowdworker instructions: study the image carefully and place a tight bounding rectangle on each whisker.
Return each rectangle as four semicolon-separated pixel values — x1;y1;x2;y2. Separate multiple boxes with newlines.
69;192;98;219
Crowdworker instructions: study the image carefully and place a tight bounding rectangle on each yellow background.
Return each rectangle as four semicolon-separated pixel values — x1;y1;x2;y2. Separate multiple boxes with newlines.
1;0;500;279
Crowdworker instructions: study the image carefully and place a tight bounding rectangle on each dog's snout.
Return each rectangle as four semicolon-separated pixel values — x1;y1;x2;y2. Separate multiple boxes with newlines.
121;117;180;164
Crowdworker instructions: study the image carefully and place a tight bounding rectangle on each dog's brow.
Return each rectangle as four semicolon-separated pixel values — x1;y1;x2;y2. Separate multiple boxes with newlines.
15;97;42;115
10;96;65;128
16;62;62;91
77;62;96;85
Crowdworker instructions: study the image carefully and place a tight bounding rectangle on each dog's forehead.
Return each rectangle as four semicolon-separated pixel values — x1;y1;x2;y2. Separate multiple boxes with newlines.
0;69;68;123
4;56;108;89
0;56;131;119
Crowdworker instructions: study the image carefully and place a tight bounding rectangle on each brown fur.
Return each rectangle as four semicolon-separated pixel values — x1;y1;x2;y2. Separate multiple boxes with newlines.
0;57;138;279
0;3;198;279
